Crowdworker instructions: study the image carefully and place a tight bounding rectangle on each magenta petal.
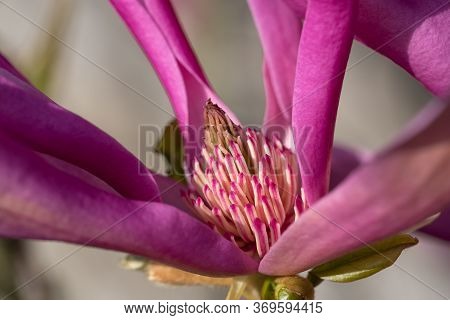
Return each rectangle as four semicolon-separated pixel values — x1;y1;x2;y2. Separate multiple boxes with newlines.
0;69;159;201
330;146;363;190
247;0;301;140
142;0;208;84
110;0;238;168
355;0;450;96
152;174;192;214
292;0;357;204
260;100;450;275
0;134;257;276
286;0;450;96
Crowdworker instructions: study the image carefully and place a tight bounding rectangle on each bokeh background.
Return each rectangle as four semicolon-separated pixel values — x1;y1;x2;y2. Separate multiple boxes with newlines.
0;0;448;299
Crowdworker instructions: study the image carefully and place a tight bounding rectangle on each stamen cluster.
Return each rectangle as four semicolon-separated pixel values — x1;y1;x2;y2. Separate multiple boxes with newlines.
185;102;306;258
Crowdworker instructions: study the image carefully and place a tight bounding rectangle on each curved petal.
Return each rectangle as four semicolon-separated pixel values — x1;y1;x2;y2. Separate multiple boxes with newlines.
0;68;159;201
44;153;190;212
260;99;450;275
365;94;450;242
110;0;238;169
142;0;207;84
41;154;197;214
285;0;450;96
152;174;192;213
420;206;450;241
356;0;450;96
0;134;258;276
247;0;302;141
330;145;364;190
291;0;357;204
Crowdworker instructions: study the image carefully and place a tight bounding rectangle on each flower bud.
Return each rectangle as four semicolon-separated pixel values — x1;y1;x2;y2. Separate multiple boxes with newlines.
261;276;314;300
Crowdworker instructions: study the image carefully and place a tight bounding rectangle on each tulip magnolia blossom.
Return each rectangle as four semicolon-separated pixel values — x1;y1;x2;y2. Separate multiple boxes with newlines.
0;0;449;281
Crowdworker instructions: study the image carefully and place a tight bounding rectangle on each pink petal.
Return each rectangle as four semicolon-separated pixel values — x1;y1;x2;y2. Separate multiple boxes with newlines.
330;146;363;189
247;0;302;141
142;0;207;83
46;153;191;213
356;0;450;96
152;174;192;213
0;134;258;276
0;67;159;201
411;105;450;242
291;0;357;204
260;99;450;275
285;0;450;96
110;0;238;168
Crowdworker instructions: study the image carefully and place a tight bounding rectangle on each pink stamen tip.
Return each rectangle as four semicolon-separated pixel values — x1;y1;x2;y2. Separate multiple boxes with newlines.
256;183;263;196
251;218;269;257
225;154;233;164
229;191;238;203
229;141;240;156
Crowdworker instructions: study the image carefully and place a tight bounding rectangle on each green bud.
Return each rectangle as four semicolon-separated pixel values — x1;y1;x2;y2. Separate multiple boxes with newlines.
154;119;186;183
120;255;150;271
261;276;314;300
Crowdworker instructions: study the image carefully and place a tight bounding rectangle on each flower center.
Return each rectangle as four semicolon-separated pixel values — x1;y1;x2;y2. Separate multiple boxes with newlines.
184;101;306;258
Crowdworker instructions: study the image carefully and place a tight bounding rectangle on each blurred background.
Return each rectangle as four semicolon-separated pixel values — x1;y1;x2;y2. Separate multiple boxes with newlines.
0;0;448;299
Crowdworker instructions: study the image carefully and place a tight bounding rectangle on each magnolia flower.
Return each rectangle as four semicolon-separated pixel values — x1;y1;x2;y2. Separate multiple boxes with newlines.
0;0;449;285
